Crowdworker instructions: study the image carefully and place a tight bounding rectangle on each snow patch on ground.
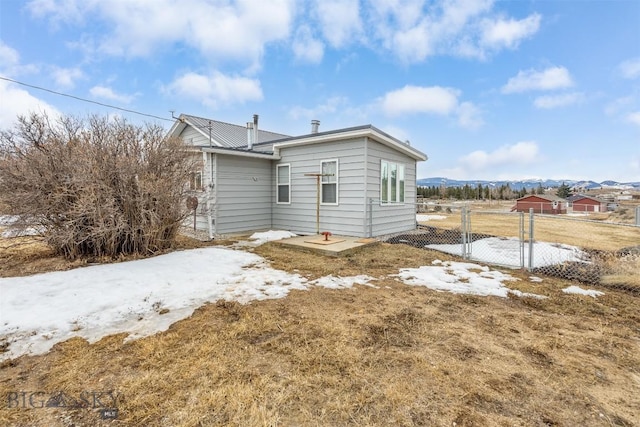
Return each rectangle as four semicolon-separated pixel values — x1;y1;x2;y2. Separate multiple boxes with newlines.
0;216;44;238
1;227;43;238
562;285;604;298
0;247;375;360
416;214;447;222
426;237;587;268
0;216;19;226
394;260;546;299
249;230;297;244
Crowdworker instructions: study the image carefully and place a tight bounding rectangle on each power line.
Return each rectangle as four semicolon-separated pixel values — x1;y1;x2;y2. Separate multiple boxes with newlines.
0;76;174;122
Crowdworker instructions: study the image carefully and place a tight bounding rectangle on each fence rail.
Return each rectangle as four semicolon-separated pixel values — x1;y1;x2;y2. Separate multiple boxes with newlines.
382;202;640;294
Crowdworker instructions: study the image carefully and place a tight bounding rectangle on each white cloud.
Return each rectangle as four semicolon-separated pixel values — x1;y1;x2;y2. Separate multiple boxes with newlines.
314;0;362;48
480;13;541;50
459;141;539;171
288;96;348;120
0;41;20;68
618;57;640;79
292;25;324;64
165;71;263;109
534;92;585;109
27;0;544;68
381;85;460;116
0;41;59;127
367;0;540;62
604;96;634;116
627;111;640;127
0;40;39;76
0;80;60;128
380;85;483;129
51;66;84;89
28;0;295;68
502;66;574;93
456;101;484;129
89;85;135;104
379;124;411;144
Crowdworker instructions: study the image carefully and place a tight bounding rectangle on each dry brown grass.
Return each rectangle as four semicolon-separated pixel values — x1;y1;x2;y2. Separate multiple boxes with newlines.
1;238;639;426
0;231;221;278
600;254;640;291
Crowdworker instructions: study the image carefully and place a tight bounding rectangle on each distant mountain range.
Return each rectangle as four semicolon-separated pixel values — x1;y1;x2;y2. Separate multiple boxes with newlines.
417;178;640;191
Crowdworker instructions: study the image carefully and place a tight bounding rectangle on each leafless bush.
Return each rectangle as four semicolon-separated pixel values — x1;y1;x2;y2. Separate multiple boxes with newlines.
0;112;195;259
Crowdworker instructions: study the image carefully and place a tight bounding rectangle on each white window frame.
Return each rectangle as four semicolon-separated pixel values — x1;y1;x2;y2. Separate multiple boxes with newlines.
276;163;291;204
320;159;339;206
380;160;405;205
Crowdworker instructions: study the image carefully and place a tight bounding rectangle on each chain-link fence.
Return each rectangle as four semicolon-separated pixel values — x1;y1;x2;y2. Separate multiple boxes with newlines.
382;202;640;294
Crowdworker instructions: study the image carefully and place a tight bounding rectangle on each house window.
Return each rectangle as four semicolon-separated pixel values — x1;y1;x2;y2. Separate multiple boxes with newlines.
277;164;290;204
321;159;338;205
189;171;203;191
381;160;405;204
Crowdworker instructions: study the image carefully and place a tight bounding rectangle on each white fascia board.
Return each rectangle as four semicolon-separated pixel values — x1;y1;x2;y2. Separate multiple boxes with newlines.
201;146;278;160
166;119;186;138
272;128;428;161
177;116;224;148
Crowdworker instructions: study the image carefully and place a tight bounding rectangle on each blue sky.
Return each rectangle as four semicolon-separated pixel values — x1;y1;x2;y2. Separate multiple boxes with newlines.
1;0;639;182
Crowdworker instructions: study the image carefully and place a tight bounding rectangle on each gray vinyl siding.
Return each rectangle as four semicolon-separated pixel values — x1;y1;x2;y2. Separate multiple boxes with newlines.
272;138;367;236
365;139;418;236
178;126;210;146
214;154;272;234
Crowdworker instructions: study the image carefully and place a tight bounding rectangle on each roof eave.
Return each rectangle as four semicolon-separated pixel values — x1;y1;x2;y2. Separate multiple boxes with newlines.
271;127;427;161
200;146;278;160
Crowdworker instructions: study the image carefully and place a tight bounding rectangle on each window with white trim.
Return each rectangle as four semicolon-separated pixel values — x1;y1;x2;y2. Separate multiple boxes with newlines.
380;160;405;204
276;164;290;204
321;159;338;205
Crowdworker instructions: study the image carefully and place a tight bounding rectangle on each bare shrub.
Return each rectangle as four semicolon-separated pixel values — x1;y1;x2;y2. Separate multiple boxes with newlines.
0;112;195;259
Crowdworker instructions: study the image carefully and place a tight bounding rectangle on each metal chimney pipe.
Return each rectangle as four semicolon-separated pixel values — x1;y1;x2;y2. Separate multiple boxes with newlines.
311;119;320;134
246;122;254;149
252;114;259;149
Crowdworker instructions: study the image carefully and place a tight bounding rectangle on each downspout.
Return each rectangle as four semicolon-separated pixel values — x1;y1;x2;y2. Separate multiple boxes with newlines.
206;152;214;240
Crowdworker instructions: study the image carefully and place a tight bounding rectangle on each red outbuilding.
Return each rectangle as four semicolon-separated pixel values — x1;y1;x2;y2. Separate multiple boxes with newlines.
512;195;567;214
568;195;607;212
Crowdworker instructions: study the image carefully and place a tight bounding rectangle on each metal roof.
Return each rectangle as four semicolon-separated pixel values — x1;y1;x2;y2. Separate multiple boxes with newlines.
170;114;427;161
567;194;605;203
182;114;290;148
516;194;566;202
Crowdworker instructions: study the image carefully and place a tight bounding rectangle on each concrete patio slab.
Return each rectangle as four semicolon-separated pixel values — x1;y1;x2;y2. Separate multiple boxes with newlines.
274;234;379;256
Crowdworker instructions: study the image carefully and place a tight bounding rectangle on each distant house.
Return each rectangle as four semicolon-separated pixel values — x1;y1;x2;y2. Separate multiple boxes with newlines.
168;114;428;239
567;194;606;212
512;194;567;214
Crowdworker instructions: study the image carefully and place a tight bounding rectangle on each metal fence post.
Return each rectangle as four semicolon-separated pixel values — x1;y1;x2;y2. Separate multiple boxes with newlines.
636;206;640;226
519;212;525;269
461;207;467;259
466;207;473;259
528;208;535;271
461;206;472;260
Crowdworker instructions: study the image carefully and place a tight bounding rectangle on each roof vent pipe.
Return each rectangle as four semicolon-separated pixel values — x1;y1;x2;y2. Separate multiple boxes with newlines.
246;122;254;149
252;114;259;149
311;119;320;134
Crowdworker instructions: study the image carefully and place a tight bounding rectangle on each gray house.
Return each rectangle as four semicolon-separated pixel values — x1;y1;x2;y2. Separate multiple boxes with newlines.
168;114;428;239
